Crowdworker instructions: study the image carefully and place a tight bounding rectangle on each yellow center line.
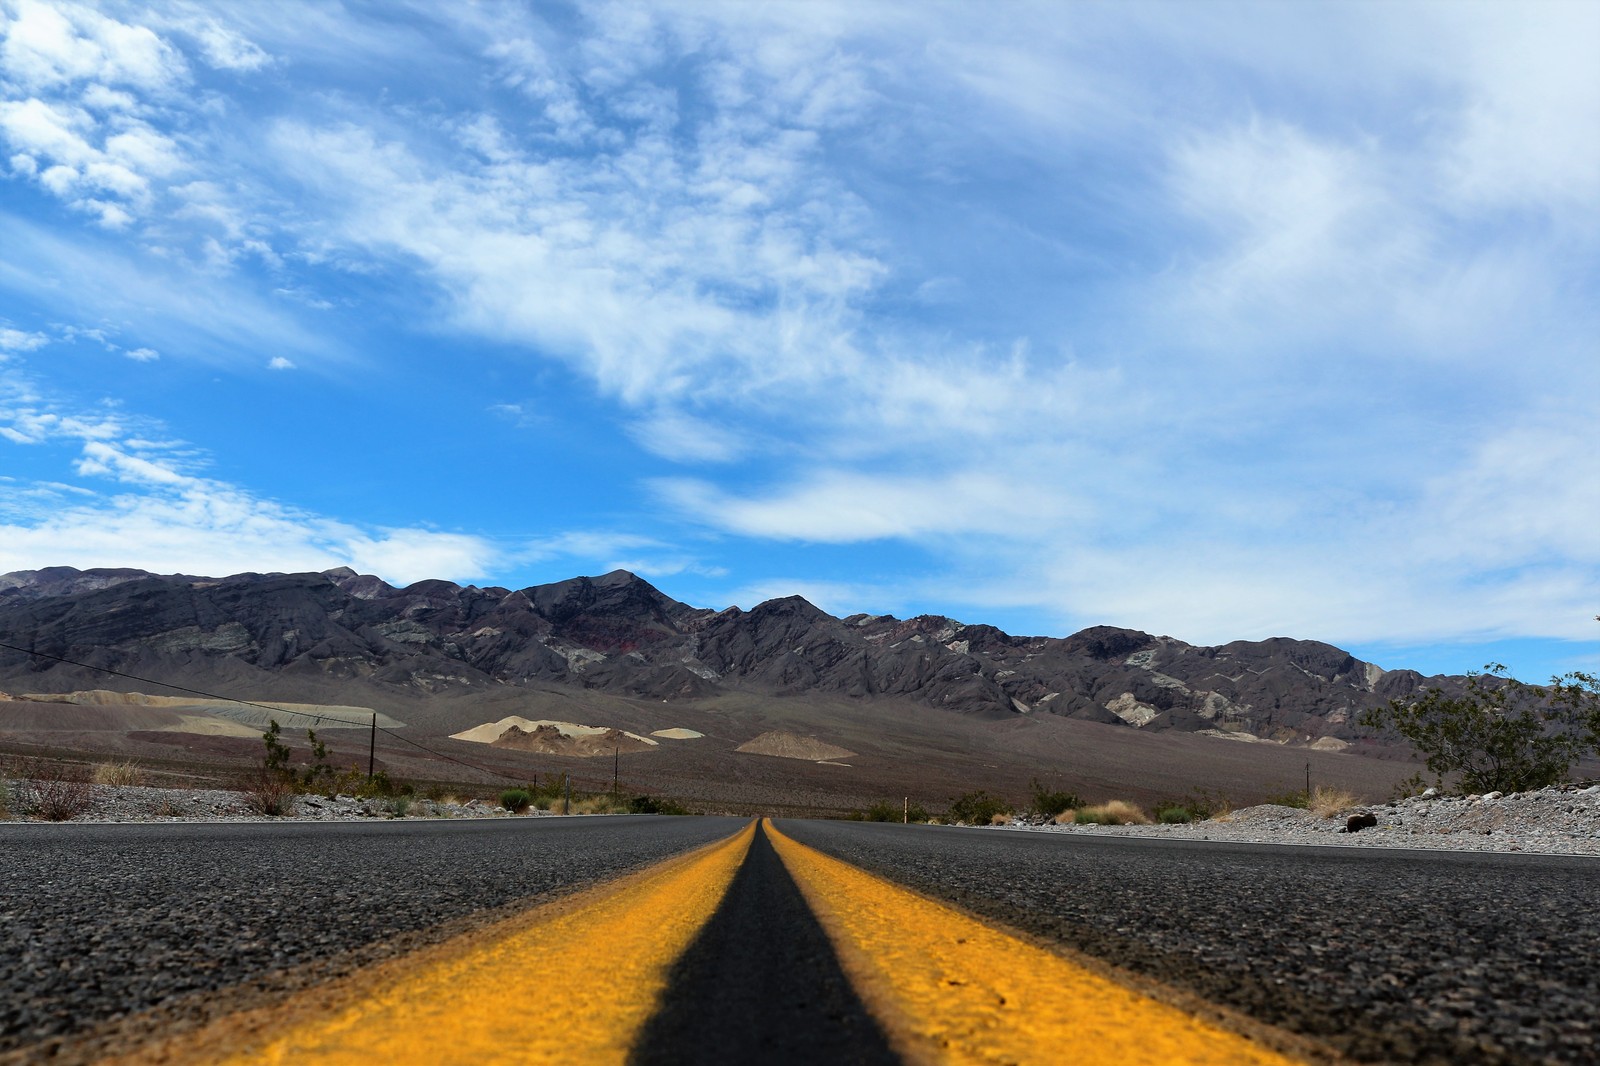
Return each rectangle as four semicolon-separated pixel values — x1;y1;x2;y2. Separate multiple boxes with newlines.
111;820;757;1066
764;819;1314;1066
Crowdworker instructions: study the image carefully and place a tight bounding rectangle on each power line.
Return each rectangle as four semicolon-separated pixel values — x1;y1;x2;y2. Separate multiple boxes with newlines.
0;638;523;783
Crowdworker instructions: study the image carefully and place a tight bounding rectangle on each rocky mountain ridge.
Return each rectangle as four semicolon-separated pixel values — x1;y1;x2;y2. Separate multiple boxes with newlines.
0;565;1450;748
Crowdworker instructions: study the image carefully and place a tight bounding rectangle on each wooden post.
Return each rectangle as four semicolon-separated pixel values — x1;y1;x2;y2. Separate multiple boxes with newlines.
903;796;908;824
368;712;376;779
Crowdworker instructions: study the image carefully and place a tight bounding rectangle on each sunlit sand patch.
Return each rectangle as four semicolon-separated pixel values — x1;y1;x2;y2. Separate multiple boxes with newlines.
735;730;856;762
450;716;658;746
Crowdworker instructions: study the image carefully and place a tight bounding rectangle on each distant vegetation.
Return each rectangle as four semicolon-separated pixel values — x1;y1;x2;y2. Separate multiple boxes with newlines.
7;757;94;821
1028;778;1083;818
1072;800;1150;826
849;799;931;822
1361;665;1600;794
946;790;1013;825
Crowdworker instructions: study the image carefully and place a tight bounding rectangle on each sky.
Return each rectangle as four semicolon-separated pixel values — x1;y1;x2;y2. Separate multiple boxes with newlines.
0;0;1596;683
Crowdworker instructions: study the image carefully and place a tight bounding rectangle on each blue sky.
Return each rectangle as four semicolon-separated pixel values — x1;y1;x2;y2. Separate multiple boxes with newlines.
0;0;1595;682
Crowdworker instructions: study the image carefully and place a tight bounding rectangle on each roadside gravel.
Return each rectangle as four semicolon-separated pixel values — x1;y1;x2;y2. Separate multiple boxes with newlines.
0;780;533;823
997;783;1600;856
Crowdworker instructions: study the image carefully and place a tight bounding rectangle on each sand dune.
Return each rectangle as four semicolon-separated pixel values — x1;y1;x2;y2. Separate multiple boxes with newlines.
735;730;855;762
450;716;658;747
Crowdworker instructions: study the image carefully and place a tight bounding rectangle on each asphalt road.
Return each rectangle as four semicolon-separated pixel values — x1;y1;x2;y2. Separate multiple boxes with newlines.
4;817;1597;1064
0;815;745;1061
775;820;1600;1065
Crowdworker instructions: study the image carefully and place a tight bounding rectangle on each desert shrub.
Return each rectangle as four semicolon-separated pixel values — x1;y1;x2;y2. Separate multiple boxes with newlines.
1264;789;1311;809
526;773;572;812
241;764;297;816
1183;788;1232;820
1028;778;1083;818
629;795;691;816
1073;800;1151;826
853;800;930;822
1150;788;1231;824
0;778;10;820
1360;665;1600;794
242;720;300;815
500;788;533;813
1308;786;1359;818
298;729;335;792
386;794;413;818
14;759;94;821
1389;772;1437;802
571;794;631;815
947;790;1011;826
93;761;145;787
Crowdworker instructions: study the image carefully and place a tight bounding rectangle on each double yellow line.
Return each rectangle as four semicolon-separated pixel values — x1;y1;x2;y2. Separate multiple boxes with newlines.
114;820;1310;1065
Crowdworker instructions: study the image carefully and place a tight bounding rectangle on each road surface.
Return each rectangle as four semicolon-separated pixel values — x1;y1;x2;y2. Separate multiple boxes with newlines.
3;816;1595;1063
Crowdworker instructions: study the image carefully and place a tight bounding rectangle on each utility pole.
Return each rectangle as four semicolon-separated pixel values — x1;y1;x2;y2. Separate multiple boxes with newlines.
612;745;619;795
563;772;571;816
1305;761;1311;798
367;712;376;779
903;796;908;824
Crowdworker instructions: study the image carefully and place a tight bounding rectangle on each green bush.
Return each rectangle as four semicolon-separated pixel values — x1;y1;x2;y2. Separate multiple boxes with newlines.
852;800;929;823
1154;788;1232;822
386;794;413;818
947;790;1011;825
628;794;690;816
1360;664;1600;795
500;788;533;813
1157;806;1192;824
1028;778;1083;818
1264;789;1311;809
0;777;11;820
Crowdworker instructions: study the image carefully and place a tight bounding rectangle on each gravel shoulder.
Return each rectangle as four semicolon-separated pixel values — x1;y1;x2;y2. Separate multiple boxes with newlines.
996;783;1600;856
0;780;539;823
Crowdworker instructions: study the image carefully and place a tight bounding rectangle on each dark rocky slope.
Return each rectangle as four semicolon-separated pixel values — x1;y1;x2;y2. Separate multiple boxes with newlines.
0;566;1447;748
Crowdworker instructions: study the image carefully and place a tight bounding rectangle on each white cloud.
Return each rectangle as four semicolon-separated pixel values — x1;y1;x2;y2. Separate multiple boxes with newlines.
0;0;188;93
267;355;294;370
0;0;1591;660
125;346;157;361
0;385;499;586
0;326;46;351
627;410;743;463
656;468;1076;543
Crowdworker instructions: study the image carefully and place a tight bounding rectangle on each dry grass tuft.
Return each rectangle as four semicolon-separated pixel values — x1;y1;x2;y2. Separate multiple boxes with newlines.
1309;786;1359;819
240;767;298;816
570;794;630;815
1074;800;1152;826
93;761;145;787
14;759;95;821
988;812;1013;825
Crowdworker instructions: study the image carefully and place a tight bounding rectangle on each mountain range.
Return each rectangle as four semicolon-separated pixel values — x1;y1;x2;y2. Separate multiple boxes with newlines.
0;565;1447;752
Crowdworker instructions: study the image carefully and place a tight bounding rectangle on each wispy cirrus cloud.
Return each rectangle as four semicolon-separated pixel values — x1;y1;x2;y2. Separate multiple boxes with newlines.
0;1;1592;674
